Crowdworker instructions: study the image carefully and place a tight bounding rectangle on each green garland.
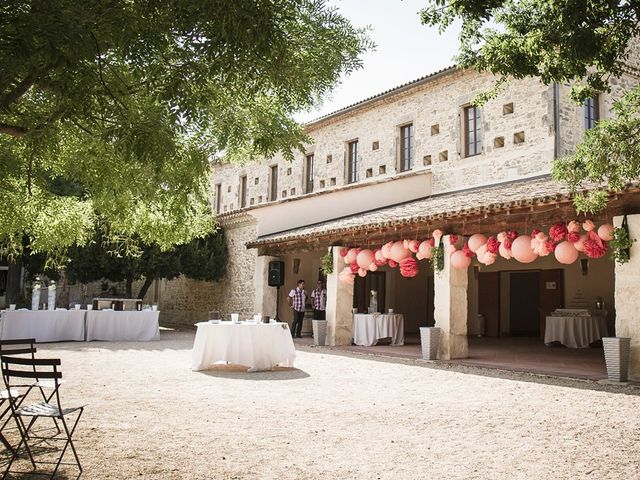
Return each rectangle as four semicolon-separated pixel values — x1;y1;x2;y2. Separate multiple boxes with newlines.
430;244;444;273
609;224;635;265
320;249;334;275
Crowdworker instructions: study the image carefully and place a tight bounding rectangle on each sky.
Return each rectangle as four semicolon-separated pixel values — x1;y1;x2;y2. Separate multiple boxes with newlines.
297;0;462;123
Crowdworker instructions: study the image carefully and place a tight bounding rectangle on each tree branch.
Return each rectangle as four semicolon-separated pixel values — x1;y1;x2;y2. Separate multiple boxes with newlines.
0;122;28;137
0;72;37;110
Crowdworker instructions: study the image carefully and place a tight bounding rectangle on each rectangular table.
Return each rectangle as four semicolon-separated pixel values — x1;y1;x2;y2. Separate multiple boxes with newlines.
352;313;404;346
0;309;86;342
544;314;606;348
191;322;296;372
85;310;160;341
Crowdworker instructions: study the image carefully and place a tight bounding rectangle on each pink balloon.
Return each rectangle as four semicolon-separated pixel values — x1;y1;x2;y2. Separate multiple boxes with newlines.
555;241;579;265
344;248;358;264
418;240;433;259
368;262;378;272
476;244;488;262
468;233;487;253
374;249;386;263
574;234;587;252
598;223;614;241
450;250;472;269
358;268;367;277
390;241;411;263
381;241;394;259
408;239;420;253
356;249;375;269
512;235;538;263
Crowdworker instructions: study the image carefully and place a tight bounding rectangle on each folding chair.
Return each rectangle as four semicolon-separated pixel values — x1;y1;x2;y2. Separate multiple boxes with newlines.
0;387;20;454
0;339;61;435
1;355;84;479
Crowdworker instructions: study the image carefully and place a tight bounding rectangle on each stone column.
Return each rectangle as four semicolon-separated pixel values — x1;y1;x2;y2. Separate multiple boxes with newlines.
613;214;640;381
254;255;278;319
326;246;354;346
434;235;469;359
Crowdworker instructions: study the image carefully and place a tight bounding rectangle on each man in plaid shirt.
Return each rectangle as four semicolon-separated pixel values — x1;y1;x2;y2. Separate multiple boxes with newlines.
288;279;307;338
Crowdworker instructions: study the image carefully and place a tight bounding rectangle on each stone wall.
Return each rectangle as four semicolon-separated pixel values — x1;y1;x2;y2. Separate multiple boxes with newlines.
211;69;558;214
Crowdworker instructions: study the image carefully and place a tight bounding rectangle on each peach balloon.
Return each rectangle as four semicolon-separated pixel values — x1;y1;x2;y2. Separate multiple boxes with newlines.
344;248;358;264
358;268;367;277
374;249;386;263
554;241;579;265
368;262;378;272
511;235;538;263
356;249;375;269
468;233;487;253
598;223;614;241
450;250;472;269
390;241;411;262
574;234;587;252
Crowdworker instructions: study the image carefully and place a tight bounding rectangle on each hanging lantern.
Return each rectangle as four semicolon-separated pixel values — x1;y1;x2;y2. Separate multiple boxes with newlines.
356;249;375;269
512;235;538;263
554;241;579;264
598;223;614;241
468;233;487;253
450;250;472;269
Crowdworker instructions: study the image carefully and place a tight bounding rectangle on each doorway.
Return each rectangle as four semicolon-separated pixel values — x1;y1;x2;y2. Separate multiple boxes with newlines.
354;272;386;313
509;271;540;335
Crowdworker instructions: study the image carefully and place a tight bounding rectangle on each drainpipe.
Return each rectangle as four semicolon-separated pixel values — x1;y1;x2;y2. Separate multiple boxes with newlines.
553;83;560;159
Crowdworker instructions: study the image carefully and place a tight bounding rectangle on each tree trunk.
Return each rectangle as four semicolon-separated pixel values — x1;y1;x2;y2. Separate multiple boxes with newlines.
125;276;133;298
137;277;154;301
6;260;23;304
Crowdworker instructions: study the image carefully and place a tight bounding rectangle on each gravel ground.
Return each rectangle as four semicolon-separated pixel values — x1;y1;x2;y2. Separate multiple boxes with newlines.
3;329;640;479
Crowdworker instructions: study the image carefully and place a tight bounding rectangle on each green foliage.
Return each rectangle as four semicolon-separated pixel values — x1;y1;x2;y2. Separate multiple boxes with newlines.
58;228;227;298
420;1;639;101
430;244;444;274
553;86;640;213
0;1;372;260
320;249;334;276
609;225;635;265
421;1;640;213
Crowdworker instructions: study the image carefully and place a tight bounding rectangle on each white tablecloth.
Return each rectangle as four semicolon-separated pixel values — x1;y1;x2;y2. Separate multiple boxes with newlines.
191;322;296;371
352;313;404;346
0;310;86;342
86;310;160;341
544;315;606;348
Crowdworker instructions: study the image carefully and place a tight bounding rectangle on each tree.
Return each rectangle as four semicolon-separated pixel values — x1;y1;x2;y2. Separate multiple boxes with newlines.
421;0;640;212
0;1;372;260
64;230;227;299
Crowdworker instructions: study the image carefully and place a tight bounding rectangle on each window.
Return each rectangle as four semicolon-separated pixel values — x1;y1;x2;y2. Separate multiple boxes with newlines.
215;184;222;213
347;140;358;183
239;175;247;208
400;123;414;171
269;165;278;201
585;95;599;130
464;105;482;157
305;154;314;193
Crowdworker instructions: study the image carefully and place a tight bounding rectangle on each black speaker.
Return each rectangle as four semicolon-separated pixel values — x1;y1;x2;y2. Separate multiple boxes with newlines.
268;261;285;287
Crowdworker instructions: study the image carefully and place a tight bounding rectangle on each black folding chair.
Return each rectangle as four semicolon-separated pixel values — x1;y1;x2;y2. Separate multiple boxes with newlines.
0;387;21;454
1;355;84;479
0;339;61;435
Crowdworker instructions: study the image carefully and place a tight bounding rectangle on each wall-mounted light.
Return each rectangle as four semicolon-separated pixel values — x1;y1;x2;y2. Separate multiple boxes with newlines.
580;258;589;276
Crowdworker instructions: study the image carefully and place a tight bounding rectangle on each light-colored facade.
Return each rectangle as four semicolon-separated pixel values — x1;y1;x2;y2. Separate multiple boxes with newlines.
209;65;640;380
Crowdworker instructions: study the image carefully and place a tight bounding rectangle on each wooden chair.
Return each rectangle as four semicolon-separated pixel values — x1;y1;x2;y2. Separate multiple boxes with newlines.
1;355;84;478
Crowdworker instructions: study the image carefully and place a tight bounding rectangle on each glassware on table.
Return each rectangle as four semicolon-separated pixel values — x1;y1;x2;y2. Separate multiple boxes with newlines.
9;304;16;310
231;313;239;323
388;308;394;314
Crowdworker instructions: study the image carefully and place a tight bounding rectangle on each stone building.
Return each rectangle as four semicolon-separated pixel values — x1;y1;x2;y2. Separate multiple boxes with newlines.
209;64;640;380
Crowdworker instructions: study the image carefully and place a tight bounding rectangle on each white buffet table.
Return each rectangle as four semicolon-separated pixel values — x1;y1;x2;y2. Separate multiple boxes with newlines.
544;311;607;348
85;310;160;341
352;313;404;347
0;309;86;342
191;322;296;372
